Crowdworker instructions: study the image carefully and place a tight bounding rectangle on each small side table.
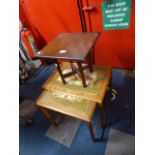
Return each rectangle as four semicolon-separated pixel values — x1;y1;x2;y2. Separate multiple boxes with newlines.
43;62;112;127
36;32;100;87
36;90;98;141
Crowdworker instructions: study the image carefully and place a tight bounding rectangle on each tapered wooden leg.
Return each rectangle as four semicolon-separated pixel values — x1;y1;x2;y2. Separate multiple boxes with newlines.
55;60;66;84
69;61;74;72
86;122;96;141
39;107;57;126
87;52;93;72
77;61;87;88
98;104;104;128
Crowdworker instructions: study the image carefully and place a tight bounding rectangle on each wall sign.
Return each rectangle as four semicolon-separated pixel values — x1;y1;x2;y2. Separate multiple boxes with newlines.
102;0;132;30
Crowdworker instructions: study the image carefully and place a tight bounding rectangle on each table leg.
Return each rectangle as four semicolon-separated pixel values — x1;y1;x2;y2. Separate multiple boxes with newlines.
86;121;96;142
108;77;112;94
39;107;57;126
55;60;66;84
69;60;75;72
98;103;104;128
77;61;87;87
87;52;93;72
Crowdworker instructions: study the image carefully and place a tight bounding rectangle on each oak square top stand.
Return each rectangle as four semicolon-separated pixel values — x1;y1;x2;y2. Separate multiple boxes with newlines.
36;32;100;88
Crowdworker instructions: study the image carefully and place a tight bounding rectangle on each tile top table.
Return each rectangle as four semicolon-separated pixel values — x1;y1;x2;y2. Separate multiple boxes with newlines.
43;62;112;105
36;32;100;88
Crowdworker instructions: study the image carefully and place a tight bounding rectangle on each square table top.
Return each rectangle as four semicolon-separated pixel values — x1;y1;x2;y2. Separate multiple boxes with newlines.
42;62;112;104
36;32;100;61
36;90;96;122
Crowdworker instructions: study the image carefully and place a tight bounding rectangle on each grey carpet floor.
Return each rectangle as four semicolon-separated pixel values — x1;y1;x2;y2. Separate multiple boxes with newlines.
45;115;81;147
105;128;135;155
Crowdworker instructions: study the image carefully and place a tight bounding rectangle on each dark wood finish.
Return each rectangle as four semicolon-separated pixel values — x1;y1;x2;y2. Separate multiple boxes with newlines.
69;62;81;78
55;60;66;84
87;52;93;72
63;64;89;77
77;61;87;87
64;64;89;78
69;61;74;72
36;32;100;61
55;61;90;87
55;60;92;87
36;32;100;88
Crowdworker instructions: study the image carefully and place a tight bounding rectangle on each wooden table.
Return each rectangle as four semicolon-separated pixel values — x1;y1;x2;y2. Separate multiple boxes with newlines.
36;62;112;141
36;90;97;141
43;62;112;126
36;32;100;88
